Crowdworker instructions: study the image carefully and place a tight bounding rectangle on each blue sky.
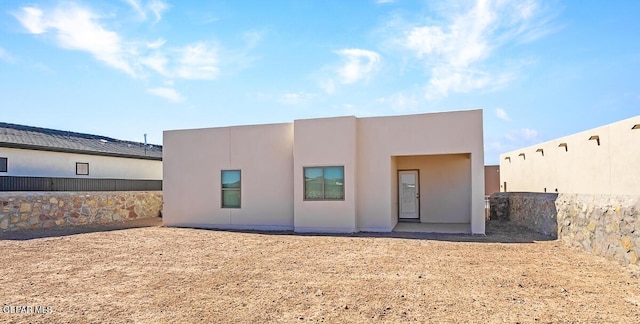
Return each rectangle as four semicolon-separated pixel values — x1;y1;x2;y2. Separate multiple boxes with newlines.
1;0;638;164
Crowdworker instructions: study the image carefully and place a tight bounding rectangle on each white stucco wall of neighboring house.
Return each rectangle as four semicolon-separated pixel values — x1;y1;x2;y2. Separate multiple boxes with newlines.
162;123;295;230
499;115;640;195
0;147;162;180
356;110;485;234
293;116;357;232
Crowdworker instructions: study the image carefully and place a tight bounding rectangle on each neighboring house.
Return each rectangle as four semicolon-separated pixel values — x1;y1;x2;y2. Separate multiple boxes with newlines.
0;122;162;191
499;115;640;195
163;109;485;234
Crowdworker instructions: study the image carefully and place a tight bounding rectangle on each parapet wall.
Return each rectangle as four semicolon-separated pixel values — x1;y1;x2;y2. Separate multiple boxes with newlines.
499;115;640;195
490;192;640;267
0;191;162;232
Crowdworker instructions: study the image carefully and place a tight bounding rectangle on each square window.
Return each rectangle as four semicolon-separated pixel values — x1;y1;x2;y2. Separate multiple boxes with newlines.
0;157;7;172
304;166;344;200
76;162;89;175
221;170;241;208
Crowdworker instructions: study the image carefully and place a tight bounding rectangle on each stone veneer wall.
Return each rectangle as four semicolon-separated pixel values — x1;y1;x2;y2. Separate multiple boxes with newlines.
490;192;640;267
0;191;162;232
490;192;559;237
556;194;640;266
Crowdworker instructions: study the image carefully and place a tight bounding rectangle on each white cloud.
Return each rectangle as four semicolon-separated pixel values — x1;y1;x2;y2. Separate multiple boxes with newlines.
146;38;166;49
15;6;45;34
174;43;219;80
139;42;219;80
485;140;508;152
504;127;539;142
401;0;553;100
496;108;511;121
320;79;336;95
14;4;222;81
518;127;538;140
318;48;381;94
278;92;318;106
139;53;168;75
377;92;420;112
486;127;540;157
123;0;144;17
377;0;397;4
147;0;168;22
123;0;168;23
0;47;16;63
243;30;264;49
147;87;183;102
334;48;381;84
14;4;136;76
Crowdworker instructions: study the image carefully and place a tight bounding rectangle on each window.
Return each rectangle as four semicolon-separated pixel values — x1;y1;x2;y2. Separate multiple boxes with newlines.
0;157;7;172
76;162;89;175
221;170;241;208
304;166;344;200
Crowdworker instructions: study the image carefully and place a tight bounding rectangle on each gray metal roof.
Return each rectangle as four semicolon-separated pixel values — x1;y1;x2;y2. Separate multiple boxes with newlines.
0;122;162;160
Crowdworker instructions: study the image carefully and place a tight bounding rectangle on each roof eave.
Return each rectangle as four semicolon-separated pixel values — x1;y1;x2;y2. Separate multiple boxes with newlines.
0;142;162;161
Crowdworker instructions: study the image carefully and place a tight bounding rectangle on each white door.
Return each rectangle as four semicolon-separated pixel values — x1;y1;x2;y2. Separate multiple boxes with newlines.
399;170;419;219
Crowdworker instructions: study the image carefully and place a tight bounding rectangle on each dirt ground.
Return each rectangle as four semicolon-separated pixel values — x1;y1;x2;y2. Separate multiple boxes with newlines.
1;218;639;323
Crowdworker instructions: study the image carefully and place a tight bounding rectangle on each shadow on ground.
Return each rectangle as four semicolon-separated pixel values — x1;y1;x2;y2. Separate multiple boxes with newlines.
1;218;553;244
174;220;554;244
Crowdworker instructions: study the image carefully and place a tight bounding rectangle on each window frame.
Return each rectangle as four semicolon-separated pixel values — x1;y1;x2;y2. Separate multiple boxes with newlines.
303;166;345;201
0;157;7;173
76;162;89;175
221;170;241;209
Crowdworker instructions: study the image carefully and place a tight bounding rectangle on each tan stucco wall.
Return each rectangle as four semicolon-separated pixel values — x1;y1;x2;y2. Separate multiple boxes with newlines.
293;116;357;232
163;109;486;234
0;147;161;180
500;115;640;195
390;157;399;225
356;110;485;234
163;123;295;230
396;154;471;224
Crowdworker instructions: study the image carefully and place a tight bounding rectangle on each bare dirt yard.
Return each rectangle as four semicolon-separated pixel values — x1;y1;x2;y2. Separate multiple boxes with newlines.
1;218;639;323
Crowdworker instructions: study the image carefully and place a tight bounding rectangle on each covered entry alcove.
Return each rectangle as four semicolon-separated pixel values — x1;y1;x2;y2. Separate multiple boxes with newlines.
392;154;472;233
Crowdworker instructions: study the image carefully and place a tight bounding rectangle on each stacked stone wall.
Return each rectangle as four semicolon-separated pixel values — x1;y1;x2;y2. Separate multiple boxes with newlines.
489;193;509;221
490;192;640;267
0;191;162;232
489;192;558;236
508;193;559;237
556;194;640;266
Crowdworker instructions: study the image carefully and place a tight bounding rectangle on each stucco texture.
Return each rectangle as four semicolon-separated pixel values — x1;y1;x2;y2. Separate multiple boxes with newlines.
499;115;640;195
163;110;485;234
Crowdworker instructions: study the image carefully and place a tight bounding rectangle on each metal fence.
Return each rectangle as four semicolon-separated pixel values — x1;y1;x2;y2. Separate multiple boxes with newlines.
485;195;490;220
0;176;162;192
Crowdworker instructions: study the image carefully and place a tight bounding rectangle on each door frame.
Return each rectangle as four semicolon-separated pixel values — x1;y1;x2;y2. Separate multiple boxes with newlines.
397;169;420;221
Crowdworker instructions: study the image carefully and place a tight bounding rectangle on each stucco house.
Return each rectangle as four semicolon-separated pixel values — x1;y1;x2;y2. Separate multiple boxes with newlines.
0;122;162;191
499;115;640;195
163;109;485;234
